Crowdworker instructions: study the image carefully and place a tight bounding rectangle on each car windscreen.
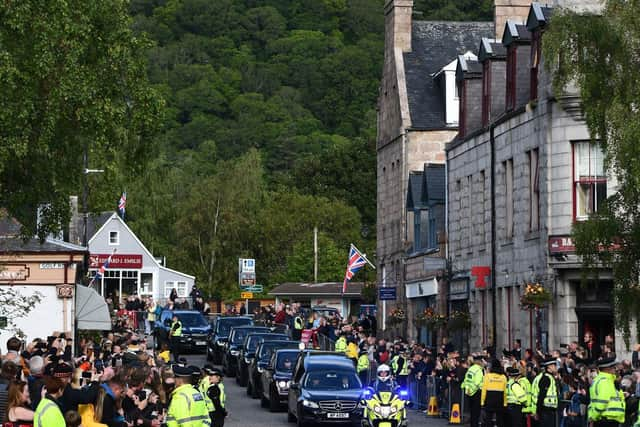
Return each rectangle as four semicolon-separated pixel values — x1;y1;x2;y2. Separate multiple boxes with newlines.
177;313;208;327
246;335;267;351
304;371;361;390
276;353;297;372
217;318;252;335
231;329;258;345
257;342;297;361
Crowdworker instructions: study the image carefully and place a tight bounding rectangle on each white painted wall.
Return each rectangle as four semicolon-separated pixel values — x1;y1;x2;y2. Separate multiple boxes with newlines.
0;285;70;353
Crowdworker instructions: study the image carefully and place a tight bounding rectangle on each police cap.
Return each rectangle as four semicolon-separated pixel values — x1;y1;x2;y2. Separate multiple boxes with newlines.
597;356;618;369
541;357;556;367
506;367;520;377
173;365;193;377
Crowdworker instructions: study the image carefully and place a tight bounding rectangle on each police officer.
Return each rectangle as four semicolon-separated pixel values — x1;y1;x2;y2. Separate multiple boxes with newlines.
506;367;527;427
335;331;348;353
292;311;304;341
532;358;558;427
203;367;227;427
391;349;410;387
589;357;625;427
34;376;66;427
462;354;485;427
170;314;183;363
357;347;370;386
167;365;211;427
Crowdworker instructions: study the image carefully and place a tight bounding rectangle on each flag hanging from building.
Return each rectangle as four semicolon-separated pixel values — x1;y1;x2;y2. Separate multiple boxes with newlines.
118;192;127;219
88;250;116;288
342;244;370;293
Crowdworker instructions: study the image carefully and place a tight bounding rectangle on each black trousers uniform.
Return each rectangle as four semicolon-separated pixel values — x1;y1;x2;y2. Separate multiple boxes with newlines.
468;393;482;427
207;383;227;427
506;404;524;427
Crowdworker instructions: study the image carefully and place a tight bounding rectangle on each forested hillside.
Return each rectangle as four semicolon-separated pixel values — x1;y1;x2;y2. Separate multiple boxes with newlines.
111;0;491;299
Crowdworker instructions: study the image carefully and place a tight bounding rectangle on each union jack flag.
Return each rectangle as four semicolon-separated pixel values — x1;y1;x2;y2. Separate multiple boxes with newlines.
88;251;116;288
118;192;126;219
342;245;368;293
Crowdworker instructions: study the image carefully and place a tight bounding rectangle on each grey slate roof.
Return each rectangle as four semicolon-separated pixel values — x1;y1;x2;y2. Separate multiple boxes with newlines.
270;282;364;296
404;20;493;130
0;236;86;253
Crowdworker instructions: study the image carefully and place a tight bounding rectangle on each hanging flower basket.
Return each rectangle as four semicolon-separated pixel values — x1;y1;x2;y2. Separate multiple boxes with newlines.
447;310;471;331
415;307;447;329
386;307;406;326
520;282;553;310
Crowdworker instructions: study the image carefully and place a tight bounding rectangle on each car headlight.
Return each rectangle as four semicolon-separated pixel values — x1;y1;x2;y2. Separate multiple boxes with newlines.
257;367;264;373
216;340;225;346
303;399;319;409
244;357;251;364
230;350;239;356
277;380;289;390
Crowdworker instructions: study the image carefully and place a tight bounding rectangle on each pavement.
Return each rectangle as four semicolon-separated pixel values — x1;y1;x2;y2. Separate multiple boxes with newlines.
183;352;456;427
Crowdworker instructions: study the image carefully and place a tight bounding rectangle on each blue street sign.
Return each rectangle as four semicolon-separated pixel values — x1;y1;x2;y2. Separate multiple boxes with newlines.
379;287;397;301
241;284;263;293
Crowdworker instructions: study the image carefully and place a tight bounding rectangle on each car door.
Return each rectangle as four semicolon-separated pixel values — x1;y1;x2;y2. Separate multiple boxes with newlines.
262;352;276;398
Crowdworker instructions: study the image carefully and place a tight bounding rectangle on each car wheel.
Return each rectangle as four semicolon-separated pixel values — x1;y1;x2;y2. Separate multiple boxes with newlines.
213;352;222;365
260;392;269;408
206;349;213;362
246;381;252;396
239;371;247;387
269;387;279;412
287;409;296;423
235;371;241;385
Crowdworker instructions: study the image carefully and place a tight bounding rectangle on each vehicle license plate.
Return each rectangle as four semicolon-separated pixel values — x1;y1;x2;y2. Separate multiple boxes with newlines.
327;413;349;419
196;341;206;345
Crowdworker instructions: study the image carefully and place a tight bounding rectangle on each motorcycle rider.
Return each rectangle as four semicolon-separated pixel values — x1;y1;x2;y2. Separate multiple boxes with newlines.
372;364;397;392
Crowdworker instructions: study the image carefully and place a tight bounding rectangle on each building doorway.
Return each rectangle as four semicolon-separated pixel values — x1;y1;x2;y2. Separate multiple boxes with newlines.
574;280;614;351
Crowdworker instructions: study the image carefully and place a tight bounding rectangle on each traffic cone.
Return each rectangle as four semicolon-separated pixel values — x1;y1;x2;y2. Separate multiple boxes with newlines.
427;396;439;416
449;403;461;424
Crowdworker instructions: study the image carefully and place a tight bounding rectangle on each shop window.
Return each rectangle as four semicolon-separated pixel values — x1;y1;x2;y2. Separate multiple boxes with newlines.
573;142;606;220
109;231;119;245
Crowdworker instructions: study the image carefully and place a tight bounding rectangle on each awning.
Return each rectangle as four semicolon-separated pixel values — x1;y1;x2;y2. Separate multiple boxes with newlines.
76;285;112;330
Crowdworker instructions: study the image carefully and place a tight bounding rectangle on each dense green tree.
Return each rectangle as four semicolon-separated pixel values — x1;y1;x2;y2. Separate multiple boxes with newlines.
0;0;163;237
280;232;347;283
544;1;640;345
414;0;493;21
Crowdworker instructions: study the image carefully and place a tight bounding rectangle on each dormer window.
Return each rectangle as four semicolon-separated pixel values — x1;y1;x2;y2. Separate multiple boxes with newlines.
506;45;517;111
530;30;541;101
109;231;119;245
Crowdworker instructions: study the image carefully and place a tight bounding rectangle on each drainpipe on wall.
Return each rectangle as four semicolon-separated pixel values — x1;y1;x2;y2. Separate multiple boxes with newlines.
490;123;498;352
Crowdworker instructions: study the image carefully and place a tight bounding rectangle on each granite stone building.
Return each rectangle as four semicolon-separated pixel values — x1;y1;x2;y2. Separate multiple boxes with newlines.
446;1;625;355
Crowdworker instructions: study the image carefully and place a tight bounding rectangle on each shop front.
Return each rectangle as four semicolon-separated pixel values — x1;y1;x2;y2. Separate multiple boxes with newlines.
405;278;438;347
448;276;470;354
269;282;364;319
88;213;194;304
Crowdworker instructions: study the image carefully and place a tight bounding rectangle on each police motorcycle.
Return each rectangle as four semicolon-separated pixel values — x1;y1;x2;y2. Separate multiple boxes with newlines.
360;365;409;427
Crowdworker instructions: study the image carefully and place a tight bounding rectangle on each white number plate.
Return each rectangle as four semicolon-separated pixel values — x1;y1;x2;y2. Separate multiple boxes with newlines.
327;413;349;419
196;341;207;345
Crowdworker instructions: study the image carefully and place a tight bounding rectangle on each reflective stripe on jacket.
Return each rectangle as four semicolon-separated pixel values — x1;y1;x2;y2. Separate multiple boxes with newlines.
335;337;347;353
34;397;65;427
506;378;528;406
167;384;211;427
171;320;183;337
589;372;625;423
357;354;370;373
462;364;484;397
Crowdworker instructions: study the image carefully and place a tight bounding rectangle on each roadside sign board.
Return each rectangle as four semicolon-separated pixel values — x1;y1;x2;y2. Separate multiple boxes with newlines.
239;258;257;286
240;292;254;299
241;284;263;293
378;287;397;301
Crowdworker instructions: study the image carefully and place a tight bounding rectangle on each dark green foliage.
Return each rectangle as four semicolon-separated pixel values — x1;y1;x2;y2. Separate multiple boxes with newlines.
414;0;493;21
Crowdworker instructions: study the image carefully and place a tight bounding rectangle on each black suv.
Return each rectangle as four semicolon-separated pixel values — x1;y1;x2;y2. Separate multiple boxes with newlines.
208;316;253;363
260;349;299;412
237;332;289;387
247;340;299;399
287;355;363;427
222;325;269;376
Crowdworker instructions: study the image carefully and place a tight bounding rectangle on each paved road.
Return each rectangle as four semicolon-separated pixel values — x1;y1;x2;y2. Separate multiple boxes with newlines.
183;353;452;427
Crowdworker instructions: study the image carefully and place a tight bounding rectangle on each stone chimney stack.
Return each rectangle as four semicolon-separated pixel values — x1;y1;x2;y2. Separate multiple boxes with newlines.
494;0;531;39
384;0;414;53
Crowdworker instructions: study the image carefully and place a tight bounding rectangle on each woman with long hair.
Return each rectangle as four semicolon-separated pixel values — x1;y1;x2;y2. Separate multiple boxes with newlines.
6;380;35;425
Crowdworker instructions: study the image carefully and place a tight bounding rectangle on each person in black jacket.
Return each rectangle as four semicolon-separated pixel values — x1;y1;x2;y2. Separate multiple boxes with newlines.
54;362;100;414
98;374;128;427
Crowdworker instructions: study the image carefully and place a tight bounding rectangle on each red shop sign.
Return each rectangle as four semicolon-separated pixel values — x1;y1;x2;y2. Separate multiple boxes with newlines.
90;254;143;269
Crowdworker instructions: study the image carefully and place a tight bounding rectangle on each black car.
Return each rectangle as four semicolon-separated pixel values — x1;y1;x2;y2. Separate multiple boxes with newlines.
222;326;270;377
208;316;253;363
237;332;289;387
155;310;212;353
260;349;299;412
247;340;299;399
288;355;363;427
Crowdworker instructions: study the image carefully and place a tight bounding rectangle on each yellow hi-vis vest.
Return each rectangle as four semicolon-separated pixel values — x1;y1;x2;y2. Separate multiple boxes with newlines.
335;336;347;353
199;377;213;412
357;354;370;373
171;319;183;337
294;316;304;330
531;372;558;411
589;371;625;424
34;397;65;427
518;377;533;413
391;355;409;376
506;378;528;406
167;384;211;427
462;364;484;397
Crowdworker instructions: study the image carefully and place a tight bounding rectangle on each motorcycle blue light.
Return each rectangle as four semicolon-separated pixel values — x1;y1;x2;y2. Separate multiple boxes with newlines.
398;389;408;397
